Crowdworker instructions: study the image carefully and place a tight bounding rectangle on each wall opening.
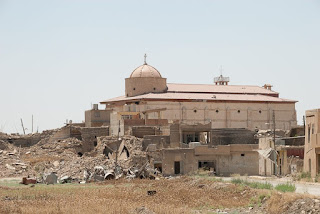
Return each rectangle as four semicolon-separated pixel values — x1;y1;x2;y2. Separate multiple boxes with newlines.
241;154;245;156
198;161;215;171
122;146;130;158
174;161;180;174
318;154;320;174
154;163;162;173
103;146;113;158
78;152;83;157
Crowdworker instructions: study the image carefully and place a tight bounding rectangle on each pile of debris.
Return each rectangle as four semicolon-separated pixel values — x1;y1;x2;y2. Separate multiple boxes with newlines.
284;198;320;214
255;129;289;139
0;132;160;183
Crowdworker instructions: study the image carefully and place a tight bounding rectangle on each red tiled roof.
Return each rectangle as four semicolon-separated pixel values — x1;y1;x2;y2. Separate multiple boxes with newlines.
167;83;279;96
100;92;296;104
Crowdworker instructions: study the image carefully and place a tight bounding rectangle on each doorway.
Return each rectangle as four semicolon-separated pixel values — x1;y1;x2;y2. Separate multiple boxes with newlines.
174;161;180;174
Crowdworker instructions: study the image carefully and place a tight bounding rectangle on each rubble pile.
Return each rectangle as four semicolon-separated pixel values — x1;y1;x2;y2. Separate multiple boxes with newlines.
284;198;320;214
255;129;289;139
0;133;157;182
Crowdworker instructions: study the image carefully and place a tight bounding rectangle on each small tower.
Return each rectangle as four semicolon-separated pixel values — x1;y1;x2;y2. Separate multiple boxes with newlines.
214;75;230;85
214;66;230;85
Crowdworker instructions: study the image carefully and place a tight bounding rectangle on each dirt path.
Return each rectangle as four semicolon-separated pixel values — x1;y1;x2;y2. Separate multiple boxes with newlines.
220;176;320;196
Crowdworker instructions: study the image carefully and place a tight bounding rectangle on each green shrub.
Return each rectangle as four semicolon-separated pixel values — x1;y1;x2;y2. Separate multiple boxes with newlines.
231;178;243;185
231;178;273;190
275;183;296;192
300;172;311;179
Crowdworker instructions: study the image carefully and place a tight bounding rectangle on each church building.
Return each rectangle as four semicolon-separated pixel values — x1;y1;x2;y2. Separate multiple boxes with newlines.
97;55;297;139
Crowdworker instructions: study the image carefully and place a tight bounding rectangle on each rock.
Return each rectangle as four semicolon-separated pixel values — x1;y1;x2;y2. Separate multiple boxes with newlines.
5;164;15;170
53;161;60;167
93;174;104;181
44;172;58;185
133;206;155;214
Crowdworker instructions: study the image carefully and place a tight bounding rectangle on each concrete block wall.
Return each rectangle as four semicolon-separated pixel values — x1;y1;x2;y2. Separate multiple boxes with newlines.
210;128;256;146
132;126;161;138
142;135;170;150
80;127;109;153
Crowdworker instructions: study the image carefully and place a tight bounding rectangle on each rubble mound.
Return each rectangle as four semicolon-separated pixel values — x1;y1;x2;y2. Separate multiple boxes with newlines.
0;133;154;182
284;198;320;214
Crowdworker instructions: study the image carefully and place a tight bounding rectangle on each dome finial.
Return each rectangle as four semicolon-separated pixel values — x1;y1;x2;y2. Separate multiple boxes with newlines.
144;53;147;65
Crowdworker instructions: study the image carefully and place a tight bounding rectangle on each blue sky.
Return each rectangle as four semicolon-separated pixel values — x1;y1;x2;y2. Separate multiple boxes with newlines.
0;0;319;133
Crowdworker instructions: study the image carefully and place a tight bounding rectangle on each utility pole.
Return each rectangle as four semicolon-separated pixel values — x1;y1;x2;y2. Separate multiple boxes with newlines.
272;110;278;176
20;119;25;135
273;110;276;144
32;115;33;133
115;120;121;167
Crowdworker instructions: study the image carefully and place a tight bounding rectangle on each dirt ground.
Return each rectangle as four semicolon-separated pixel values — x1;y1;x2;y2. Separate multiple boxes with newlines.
0;176;319;214
0;176;258;214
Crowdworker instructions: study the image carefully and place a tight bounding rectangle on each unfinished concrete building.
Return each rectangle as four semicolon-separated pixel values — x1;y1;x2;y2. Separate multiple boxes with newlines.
258;136;304;176
304;109;320;178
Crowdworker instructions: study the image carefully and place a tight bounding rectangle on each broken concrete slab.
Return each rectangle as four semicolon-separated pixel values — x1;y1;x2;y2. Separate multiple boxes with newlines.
44;172;57;185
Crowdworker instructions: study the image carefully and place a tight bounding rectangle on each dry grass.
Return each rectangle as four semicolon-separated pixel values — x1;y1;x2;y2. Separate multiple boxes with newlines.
0;176;258;214
266;192;303;214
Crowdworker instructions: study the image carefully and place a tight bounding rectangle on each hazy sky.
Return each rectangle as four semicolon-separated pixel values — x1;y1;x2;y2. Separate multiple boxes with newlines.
0;0;319;134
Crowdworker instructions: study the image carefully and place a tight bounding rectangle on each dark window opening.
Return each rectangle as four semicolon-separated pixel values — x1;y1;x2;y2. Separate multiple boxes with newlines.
216;110;219;113
194;109;197;113
153;87;156;90
241;153;245;156
238;110;241;113
93;140;97;147
318;155;320;174
174;161;180;174
308;126;311;143
78;152;83;157
103;146;113;158
135;101;139;105
122;146;130;158
259;110;262;114
198;161;215;172
133;88;136;90
154;163;162;173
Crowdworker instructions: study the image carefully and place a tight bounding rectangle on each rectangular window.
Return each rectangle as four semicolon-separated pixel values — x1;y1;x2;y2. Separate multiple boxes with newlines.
308;126;311;143
121;115;132;120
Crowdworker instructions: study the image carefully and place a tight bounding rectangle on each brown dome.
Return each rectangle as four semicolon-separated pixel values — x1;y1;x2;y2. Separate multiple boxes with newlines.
130;64;162;78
